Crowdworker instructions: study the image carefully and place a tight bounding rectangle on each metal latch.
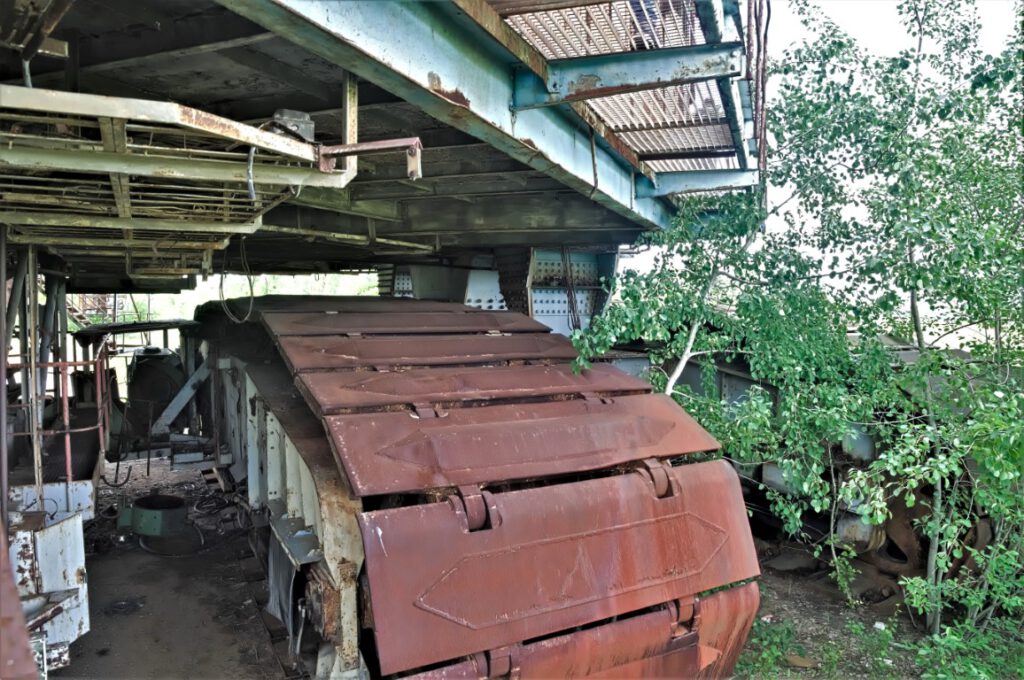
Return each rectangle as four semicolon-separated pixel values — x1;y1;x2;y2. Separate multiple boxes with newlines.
636;457;680;499
453;485;502;532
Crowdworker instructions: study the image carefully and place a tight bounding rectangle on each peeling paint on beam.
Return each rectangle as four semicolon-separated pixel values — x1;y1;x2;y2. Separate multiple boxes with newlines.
513;43;744;110
216;0;673;230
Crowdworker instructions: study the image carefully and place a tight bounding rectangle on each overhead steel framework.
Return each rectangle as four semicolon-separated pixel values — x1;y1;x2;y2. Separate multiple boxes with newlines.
0;0;763;284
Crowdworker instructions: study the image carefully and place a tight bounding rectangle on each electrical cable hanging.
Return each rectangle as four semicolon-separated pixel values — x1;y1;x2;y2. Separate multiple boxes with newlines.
561;246;582;331
219;237;255;324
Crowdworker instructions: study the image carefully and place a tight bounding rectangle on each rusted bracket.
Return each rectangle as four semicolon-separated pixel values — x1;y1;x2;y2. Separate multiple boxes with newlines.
317;137;423;179
636;457;680;499
454;485;502;532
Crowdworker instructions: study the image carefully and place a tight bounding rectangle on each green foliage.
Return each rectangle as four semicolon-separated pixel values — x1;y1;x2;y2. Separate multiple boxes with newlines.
915;618;1024;679
576;0;1023;666
846;618;899;679
734;618;797;678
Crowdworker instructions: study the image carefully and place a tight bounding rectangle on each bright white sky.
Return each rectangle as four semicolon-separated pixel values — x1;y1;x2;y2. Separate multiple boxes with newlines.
768;0;1017;57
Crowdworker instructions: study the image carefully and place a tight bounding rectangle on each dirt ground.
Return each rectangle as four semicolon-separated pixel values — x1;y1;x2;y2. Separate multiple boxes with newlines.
52;461;284;680
736;552;925;679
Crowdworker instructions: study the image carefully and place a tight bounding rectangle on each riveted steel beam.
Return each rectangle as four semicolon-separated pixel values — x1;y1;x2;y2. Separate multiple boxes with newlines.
635;170;758;197
512;43;744;110
216;0;674;230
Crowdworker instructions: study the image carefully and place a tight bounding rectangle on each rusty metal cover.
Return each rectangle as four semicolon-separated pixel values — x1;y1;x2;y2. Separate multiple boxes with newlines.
276;333;577;372
297;363;650;415
407;607;695;678
262;310;547;336
358;459;759;675
253;295;474;313
324;393;719;496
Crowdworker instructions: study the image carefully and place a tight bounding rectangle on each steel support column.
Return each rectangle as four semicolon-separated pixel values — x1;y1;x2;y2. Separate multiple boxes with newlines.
216;0;675;230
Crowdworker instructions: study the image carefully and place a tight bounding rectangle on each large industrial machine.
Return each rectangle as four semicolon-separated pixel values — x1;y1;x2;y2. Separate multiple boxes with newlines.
191;295;759;678
2;0;768;675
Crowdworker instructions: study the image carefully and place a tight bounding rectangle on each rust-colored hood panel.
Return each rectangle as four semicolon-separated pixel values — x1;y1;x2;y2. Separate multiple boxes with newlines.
276;333;578;372
325;394;719;496
248;297;759;677
263;310;548;336
359;459;759;675
297;363;650;415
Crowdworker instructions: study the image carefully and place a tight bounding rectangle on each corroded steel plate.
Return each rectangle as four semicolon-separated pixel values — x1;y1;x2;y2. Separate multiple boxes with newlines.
358;459;759;675
262;311;547;336
324;393;720;496
407;607;696;678
276;333;577;372
297;363;650;415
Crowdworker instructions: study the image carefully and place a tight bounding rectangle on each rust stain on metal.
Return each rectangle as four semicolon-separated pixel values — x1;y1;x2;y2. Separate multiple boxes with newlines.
448;0;549;79
358;459;758;675
276;333;578;373
297;363;650;415
249;297;759;676
325;394;719;496
428;72;471;108
262;310;547;336
1;530;39;679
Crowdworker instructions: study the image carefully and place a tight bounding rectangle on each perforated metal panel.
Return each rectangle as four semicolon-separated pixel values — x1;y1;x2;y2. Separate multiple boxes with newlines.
463;269;508;310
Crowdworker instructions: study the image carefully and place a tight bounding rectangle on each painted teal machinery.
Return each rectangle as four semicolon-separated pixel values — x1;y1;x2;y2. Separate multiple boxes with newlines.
117;493;187;537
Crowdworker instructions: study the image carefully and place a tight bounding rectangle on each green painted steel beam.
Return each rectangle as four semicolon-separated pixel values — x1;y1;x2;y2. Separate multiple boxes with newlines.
512;43;744;110
216;0;675;230
636;170;758;197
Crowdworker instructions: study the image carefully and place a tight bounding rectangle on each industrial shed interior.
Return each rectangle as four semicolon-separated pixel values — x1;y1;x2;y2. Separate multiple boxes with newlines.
1;0;767;677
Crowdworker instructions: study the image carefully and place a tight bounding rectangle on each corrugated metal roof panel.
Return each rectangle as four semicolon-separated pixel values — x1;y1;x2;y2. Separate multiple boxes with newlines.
503;1;740;187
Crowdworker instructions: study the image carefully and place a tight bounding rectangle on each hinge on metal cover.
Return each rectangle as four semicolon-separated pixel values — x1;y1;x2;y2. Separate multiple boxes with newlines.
636;457;680;499
453;485;503;532
411;402;446;419
669;596;700;638
484;645;520;679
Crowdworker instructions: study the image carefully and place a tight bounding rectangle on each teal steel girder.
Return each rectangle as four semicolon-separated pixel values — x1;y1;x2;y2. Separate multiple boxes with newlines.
216;0;675;230
636;169;759;197
512;42;744;110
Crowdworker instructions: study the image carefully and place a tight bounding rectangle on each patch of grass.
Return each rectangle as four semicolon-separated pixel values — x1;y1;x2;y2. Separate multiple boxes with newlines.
846;617;899;679
914;618;1024;680
734;618;798;678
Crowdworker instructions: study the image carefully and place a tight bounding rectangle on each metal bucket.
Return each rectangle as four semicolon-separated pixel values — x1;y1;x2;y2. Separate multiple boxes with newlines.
123;494;187;537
